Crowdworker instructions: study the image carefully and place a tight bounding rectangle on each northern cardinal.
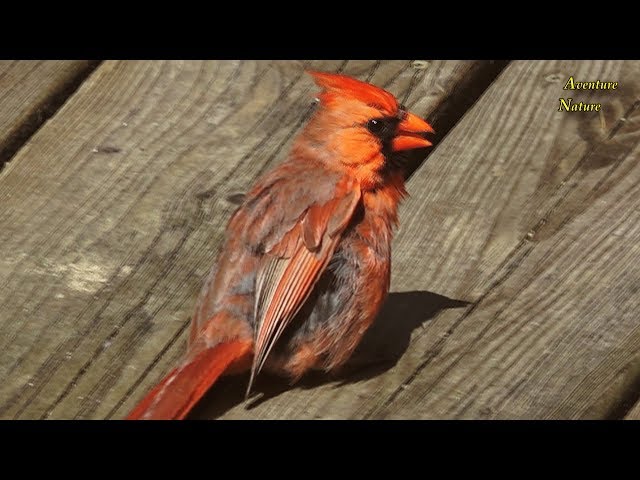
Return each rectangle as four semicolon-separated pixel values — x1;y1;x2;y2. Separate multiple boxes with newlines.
127;70;434;420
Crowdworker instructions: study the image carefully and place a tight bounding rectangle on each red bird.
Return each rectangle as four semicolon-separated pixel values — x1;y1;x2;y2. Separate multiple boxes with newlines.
127;70;434;420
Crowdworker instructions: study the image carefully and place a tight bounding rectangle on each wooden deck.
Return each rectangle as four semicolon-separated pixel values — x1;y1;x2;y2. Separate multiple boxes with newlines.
1;60;639;420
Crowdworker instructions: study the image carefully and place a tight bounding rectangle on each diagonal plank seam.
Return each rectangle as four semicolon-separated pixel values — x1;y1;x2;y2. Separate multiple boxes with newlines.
0;61;102;172
603;348;640;419
405;61;510;180
369;88;640;420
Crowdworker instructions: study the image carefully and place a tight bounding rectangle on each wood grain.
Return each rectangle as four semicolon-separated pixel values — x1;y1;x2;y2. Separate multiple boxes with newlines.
367;60;640;419
0;61;98;167
0;60;479;419
207;60;640;419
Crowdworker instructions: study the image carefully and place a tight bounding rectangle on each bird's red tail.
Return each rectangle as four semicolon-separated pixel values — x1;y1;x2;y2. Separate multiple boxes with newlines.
126;340;253;420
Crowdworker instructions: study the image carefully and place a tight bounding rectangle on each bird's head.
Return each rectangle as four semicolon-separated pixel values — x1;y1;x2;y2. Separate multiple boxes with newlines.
297;70;434;189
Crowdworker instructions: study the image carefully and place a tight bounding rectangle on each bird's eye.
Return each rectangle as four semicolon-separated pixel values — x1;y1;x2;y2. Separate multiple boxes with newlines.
367;118;386;136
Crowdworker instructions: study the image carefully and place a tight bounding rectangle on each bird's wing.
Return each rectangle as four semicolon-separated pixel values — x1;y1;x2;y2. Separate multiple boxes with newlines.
248;176;361;394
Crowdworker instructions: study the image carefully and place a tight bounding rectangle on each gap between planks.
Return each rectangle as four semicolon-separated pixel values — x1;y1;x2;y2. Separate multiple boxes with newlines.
0;60;102;171
362;60;640;420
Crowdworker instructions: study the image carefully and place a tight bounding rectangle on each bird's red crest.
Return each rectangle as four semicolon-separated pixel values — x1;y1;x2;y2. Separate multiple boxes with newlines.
308;70;398;115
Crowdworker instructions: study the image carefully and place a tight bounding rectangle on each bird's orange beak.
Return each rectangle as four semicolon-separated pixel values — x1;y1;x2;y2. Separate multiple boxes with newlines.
392;111;435;151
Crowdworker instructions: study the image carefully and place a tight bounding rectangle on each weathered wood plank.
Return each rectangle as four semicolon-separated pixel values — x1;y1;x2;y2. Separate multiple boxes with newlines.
376;146;640;419
0;60;480;419
206;60;640;419
371;61;640;420
0;60;98;167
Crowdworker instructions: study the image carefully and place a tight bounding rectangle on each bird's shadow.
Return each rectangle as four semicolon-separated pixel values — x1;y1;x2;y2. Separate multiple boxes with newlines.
190;290;470;419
